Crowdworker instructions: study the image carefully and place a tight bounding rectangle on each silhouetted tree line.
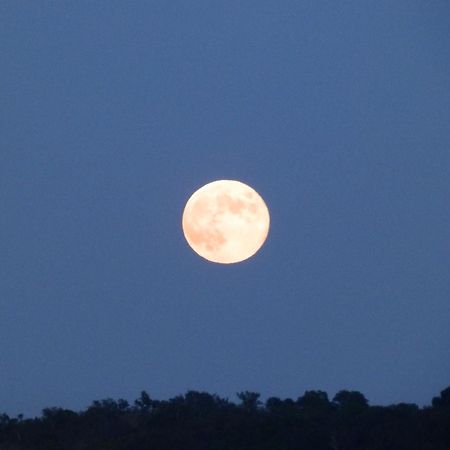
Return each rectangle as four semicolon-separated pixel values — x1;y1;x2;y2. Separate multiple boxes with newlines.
1;386;449;449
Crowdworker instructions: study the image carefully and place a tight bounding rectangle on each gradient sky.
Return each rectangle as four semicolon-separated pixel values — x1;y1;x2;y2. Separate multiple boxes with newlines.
1;1;449;418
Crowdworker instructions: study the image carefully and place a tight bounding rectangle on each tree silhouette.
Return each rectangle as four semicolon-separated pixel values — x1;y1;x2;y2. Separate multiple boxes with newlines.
333;390;368;415
134;390;152;412
0;385;449;449
432;386;450;408
236;391;261;411
298;390;333;417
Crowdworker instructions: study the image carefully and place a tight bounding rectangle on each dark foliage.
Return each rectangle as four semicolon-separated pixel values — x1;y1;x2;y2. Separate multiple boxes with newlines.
1;386;449;449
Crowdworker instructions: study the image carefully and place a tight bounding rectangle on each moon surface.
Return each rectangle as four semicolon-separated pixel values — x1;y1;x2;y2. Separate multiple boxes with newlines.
182;180;270;264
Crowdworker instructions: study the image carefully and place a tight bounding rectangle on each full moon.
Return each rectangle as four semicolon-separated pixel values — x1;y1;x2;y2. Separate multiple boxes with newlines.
182;180;270;264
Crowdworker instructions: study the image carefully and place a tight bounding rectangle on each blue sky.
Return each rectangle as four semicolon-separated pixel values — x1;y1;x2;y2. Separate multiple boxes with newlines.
1;1;449;417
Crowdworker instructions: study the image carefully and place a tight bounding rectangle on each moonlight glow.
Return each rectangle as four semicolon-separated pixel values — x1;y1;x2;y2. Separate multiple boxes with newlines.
182;180;270;264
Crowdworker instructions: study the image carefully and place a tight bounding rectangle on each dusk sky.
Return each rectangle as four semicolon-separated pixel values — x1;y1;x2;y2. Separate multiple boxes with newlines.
1;1;449;418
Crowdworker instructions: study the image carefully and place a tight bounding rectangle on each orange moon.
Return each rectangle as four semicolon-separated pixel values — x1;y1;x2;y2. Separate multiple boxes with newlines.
182;180;270;264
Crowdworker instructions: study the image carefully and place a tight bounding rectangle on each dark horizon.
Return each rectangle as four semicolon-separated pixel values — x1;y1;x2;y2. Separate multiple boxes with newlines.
2;378;450;421
2;384;449;421
1;385;449;449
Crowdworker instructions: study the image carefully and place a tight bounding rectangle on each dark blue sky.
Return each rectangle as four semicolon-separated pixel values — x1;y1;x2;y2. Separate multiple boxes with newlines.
1;1;449;418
